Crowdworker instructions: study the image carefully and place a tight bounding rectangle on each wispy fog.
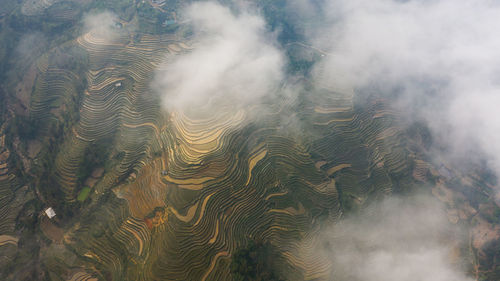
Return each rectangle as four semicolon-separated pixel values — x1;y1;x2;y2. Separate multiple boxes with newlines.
154;1;285;112
300;195;471;281
154;0;500;185
82;11;119;41
310;0;500;185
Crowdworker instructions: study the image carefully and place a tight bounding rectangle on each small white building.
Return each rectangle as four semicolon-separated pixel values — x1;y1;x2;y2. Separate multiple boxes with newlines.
115;82;122;87
45;207;56;219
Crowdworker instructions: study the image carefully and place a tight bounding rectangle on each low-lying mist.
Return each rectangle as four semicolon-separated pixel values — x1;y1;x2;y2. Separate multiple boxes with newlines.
308;0;500;191
83;11;119;41
153;0;500;192
300;195;472;281
153;1;285;113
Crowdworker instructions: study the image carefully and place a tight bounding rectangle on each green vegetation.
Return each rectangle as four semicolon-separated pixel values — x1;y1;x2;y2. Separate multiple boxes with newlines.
480;238;500;280
256;0;303;44
231;240;286;281
77;186;91;202
77;140;111;186
8;116;39;141
137;2;179;34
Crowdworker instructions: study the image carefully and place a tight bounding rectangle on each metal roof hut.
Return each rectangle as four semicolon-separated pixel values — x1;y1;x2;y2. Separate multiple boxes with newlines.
44;207;56;219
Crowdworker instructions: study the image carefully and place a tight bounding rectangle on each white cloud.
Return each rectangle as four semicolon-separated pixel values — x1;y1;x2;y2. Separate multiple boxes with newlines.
154;1;285;112
311;0;500;187
82;11;119;41
300;196;472;281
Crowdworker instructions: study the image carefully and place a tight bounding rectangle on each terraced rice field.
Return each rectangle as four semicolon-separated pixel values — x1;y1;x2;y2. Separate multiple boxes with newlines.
11;10;483;280
56;67;414;279
0;121;32;270
0;0;498;279
38;39;418;277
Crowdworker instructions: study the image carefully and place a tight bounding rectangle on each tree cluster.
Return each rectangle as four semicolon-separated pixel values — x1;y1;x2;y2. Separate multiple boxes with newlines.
230;240;286;281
